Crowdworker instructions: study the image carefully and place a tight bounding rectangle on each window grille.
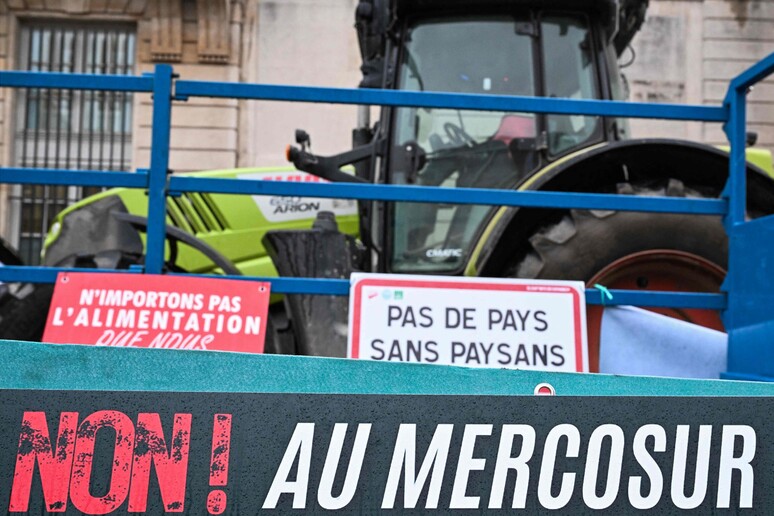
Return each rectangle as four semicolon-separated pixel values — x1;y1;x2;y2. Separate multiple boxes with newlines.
11;22;136;264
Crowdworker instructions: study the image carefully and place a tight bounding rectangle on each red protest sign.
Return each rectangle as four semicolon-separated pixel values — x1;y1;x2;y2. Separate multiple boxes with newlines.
42;272;271;353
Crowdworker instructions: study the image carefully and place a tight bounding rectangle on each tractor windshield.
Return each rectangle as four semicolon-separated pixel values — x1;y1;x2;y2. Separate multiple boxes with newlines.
390;14;600;272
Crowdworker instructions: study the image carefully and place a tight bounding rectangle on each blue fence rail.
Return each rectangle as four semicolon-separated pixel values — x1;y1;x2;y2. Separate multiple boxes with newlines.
2;52;774;380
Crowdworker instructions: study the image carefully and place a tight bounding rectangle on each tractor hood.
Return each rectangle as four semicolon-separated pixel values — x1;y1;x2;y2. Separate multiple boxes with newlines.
42;167;359;275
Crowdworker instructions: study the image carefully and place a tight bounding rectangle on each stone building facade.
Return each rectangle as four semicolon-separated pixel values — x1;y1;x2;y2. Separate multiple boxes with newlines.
0;0;772;261
0;0;360;261
627;0;774;146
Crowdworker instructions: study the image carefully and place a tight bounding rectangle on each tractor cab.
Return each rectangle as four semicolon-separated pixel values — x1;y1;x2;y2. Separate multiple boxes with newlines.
286;0;646;274
388;11;611;273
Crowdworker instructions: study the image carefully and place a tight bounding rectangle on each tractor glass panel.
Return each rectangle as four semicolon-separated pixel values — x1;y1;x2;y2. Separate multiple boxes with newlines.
541;15;601;156
391;18;538;272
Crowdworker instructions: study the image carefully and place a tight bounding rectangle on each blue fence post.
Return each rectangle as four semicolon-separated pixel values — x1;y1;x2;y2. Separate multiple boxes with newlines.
721;52;774;381
723;89;747;229
721;84;745;378
720;83;746;332
145;64;174;275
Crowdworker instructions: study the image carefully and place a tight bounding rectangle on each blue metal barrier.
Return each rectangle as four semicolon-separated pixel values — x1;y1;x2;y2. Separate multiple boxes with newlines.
720;53;774;381
2;53;774;380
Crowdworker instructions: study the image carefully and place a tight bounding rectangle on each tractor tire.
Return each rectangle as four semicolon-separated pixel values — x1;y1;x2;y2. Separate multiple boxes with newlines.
0;250;143;343
0;283;55;342
507;179;729;371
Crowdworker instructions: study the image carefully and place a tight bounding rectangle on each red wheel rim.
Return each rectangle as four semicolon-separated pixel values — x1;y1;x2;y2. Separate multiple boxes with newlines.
586;250;726;372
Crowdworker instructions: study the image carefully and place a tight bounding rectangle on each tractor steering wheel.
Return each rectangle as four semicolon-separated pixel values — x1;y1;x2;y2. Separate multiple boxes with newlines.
444;122;476;147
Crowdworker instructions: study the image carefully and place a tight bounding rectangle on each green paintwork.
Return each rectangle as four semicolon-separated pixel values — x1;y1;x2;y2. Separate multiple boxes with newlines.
464;143;608;276
0;340;771;396
729;147;774;177
43;166;359;276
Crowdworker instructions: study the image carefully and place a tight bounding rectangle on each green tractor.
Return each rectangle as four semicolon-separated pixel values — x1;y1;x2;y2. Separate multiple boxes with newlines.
280;0;774;367
0;168;359;347
2;0;773;369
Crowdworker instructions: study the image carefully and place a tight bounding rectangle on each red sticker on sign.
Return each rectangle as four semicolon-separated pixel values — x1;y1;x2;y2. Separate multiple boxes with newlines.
42;272;271;353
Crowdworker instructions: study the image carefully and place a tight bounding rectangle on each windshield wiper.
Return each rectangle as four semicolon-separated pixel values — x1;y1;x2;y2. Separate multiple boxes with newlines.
403;44;425;91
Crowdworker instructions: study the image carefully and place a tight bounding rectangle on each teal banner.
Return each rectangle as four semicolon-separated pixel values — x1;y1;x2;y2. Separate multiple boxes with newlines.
0;340;772;514
0;340;772;396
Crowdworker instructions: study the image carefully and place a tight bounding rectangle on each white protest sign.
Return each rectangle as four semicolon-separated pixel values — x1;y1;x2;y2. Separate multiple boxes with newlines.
348;273;588;372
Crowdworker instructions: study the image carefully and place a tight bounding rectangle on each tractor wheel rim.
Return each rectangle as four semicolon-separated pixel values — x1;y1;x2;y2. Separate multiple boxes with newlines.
585;250;726;373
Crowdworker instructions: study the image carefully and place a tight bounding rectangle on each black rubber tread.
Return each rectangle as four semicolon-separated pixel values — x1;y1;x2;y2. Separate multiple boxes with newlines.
0;283;55;342
509;179;727;280
0;237;22;266
263;304;298;355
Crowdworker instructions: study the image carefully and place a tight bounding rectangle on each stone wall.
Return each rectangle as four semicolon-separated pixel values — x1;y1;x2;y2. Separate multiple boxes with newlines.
628;0;774;149
0;0;242;175
133;0;242;173
0;0;245;244
237;0;361;168
701;0;774;147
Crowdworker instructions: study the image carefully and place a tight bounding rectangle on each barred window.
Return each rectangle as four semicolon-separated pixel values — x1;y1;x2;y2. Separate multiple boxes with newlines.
11;22;136;264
